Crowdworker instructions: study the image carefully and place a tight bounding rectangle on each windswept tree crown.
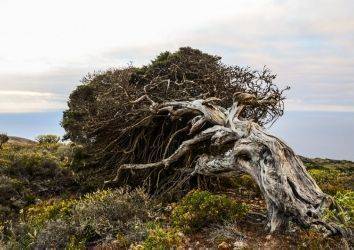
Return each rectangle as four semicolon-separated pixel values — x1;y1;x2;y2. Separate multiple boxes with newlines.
62;47;288;194
63;47;287;145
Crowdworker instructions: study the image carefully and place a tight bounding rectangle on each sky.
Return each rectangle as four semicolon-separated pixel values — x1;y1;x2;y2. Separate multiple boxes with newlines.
0;0;353;160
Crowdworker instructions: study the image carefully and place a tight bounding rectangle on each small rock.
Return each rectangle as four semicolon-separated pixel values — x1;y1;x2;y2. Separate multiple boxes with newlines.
195;241;200;247
129;244;143;250
340;238;350;250
165;205;173;211
177;232;185;238
233;240;248;249
111;240;120;245
265;234;272;240
218;241;231;249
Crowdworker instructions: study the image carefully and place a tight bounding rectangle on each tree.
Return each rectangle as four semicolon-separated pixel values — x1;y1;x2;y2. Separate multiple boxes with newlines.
63;47;345;235
0;133;9;148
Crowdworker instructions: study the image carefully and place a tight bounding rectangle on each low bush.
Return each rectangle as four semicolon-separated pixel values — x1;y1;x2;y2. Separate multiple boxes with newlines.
323;190;354;227
308;168;351;195
73;188;157;242
207;221;245;245
0;133;9;149
0;176;26;219
141;224;183;250
4;188;159;249
24;199;76;229
0;141;76;220
36;134;60;145
35;219;75;249
227;174;261;197
5;151;62;178
172;190;248;232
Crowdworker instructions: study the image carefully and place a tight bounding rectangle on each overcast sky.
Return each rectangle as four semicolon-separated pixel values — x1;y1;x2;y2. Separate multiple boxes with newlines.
0;0;353;159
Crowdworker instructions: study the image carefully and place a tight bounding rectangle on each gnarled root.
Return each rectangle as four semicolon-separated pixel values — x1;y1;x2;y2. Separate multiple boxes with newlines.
105;125;233;185
105;97;349;237
232;126;349;236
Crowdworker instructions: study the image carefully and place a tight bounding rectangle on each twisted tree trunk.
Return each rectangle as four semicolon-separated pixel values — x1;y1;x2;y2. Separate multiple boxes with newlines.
108;95;346;235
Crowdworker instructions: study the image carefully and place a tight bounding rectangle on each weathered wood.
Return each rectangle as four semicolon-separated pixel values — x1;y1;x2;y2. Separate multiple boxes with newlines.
108;94;346;235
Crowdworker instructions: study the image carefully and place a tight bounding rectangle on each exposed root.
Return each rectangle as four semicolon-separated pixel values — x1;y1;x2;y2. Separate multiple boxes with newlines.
103;95;348;237
105;128;215;185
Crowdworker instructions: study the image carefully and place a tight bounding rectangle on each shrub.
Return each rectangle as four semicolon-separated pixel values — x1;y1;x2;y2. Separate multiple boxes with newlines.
9;188;160;248
142;224;183;250
0;133;9;148
308;169;351;195
55;144;72;161
0;144;76;220
172;190;249;232
0;176;25;219
207;221;245;245
35;219;75;249
323;190;354;227
227;174;261;196
309;169;341;184
25;199;76;229
9;151;60;177
36;134;60;144
73;188;157;241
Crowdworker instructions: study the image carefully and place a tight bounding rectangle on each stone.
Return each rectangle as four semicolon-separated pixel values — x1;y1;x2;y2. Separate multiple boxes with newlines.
233;240;248;249
218;241;231;249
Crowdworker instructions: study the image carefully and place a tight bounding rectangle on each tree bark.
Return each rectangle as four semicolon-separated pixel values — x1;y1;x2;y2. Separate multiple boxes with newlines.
108;96;346;235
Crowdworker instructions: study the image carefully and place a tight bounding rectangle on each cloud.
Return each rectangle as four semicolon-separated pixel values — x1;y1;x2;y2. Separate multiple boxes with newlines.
0;91;66;113
0;68;88;95
0;0;353;113
285;99;354;112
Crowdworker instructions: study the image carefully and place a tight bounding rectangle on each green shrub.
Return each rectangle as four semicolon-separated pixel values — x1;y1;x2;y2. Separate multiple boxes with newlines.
36;134;60;144
207;222;244;245
309;169;341;184
323;190;354;227
72;188;158;245
10;151;60;176
142;225;183;250
308;169;351;195
0;176;25;219
35;219;75;249
172;190;248;232
54;144;72;160
73;188;157;239
227;174;261;196
309;168;353;227
0;133;9;148
8;188;159;248
25;199;76;229
0;144;76;220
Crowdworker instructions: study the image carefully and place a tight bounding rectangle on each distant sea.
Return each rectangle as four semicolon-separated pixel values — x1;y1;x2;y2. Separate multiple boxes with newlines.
0;112;64;140
270;111;354;161
0;111;353;161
